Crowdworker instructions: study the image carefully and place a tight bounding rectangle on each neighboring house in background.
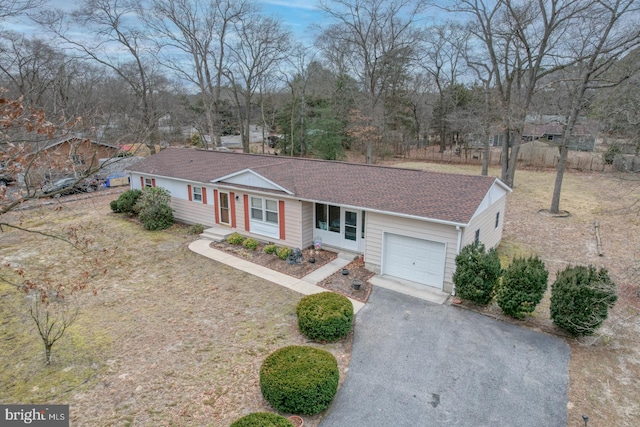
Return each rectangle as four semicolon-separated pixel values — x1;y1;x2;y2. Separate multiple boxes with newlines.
522;115;597;151
127;148;511;294
25;136;121;185
490;115;598;151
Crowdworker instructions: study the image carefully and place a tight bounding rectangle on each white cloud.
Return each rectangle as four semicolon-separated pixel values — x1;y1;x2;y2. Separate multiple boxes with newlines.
260;0;319;11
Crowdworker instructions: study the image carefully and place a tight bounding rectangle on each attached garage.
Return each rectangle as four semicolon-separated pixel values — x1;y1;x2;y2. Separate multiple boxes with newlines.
383;233;447;290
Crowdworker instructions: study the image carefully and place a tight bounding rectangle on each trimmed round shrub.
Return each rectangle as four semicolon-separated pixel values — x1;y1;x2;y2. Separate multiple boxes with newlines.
243;238;259;250
260;345;339;415
227;232;245;245
264;244;278;254
230;412;293;427
276;246;292;261
497;256;548;318
110;189;142;214
296;292;354;342
453;242;502;305
550;265;617;336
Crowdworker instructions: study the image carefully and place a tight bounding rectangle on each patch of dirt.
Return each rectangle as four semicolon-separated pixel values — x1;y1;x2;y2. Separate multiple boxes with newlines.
209;241;338;279
317;258;375;303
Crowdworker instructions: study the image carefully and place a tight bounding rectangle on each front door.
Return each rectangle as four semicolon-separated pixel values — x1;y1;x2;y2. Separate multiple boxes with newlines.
219;192;230;225
342;209;359;251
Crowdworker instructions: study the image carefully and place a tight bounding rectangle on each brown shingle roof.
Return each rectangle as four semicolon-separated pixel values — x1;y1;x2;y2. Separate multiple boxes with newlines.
128;147;504;225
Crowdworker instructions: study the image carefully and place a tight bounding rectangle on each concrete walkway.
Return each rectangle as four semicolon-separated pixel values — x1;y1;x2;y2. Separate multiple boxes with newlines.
188;239;366;313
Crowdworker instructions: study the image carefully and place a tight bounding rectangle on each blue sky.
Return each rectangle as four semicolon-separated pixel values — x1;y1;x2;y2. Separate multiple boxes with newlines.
259;0;323;43
2;0;324;44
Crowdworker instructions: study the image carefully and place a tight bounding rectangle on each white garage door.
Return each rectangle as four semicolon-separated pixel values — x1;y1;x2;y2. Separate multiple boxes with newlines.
383;233;446;289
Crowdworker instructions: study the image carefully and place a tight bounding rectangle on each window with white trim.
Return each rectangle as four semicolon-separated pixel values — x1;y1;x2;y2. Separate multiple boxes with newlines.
144;178;153;188
475;229;480;244
250;197;278;225
193;186;202;202
495;212;500;229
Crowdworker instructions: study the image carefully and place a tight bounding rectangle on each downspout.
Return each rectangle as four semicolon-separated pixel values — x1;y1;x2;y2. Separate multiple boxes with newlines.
453;225;463;296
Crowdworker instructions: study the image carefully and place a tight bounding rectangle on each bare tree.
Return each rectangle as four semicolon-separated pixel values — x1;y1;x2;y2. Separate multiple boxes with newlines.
418;22;469;153
0;0;44;20
28;291;79;365
226;13;291;153
2;222;111;365
450;0;591;187
35;0;163;153
548;0;640;213
317;0;426;159
150;0;254;149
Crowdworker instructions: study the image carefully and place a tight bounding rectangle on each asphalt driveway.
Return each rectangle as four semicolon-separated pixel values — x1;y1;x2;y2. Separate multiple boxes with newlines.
320;287;570;427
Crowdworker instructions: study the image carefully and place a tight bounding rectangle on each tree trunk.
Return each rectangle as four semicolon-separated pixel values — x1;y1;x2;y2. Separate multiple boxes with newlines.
550;143;569;214
482;134;490;176
45;343;52;365
500;129;509;183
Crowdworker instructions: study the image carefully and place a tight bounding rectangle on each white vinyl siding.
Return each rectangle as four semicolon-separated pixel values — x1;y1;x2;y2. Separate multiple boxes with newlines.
365;213;458;293
231;193;304;248
464;192;508;249
171;198;215;227
301;201;314;248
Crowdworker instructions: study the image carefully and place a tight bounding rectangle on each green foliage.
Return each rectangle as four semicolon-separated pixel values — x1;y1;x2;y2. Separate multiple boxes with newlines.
550;265;617;336
264;244;278;254
243;238;259;250
135;187;174;231
603;144;621;165
188;223;205;235
453;242;502;305
230;412;293;427
190;133;202;147
296;292;354;342
274;94;349;158
137;203;174;231
497;256;549;318
260;346;339;415
276;246;292;261
110;189;142;214
227;233;245;245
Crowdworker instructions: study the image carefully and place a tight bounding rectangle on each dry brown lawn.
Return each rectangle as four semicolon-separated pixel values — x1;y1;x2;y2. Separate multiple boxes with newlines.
2;162;639;427
0;193;350;427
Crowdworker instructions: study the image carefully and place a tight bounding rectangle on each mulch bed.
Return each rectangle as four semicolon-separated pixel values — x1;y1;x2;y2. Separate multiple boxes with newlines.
209;241;338;279
209;240;375;303
317;258;375;303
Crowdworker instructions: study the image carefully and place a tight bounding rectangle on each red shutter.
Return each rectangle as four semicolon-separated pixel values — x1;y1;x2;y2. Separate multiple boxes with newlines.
202;187;207;205
187;185;192;201
214;190;220;224
230;192;237;228
140;176;144;188
243;194;249;231
151;178;156;187
279;200;285;240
